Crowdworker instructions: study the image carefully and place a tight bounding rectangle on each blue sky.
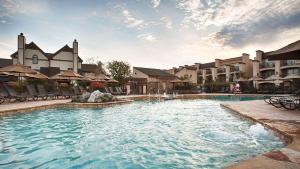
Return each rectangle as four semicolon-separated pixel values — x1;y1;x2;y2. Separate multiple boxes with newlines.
0;0;300;69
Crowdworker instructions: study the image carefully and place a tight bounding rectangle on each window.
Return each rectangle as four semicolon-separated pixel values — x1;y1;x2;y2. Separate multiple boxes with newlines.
32;55;38;64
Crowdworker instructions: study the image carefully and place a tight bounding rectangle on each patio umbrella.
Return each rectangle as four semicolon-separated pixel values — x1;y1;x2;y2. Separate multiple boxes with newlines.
0;64;38;87
85;73;109;82
50;70;85;81
25;71;48;79
107;79;119;83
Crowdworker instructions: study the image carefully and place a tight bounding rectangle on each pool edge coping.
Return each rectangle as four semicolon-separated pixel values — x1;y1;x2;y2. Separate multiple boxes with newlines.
0;99;134;116
221;103;300;168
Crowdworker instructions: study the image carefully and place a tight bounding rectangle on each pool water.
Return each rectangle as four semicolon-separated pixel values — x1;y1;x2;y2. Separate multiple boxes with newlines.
207;95;264;101
0;99;283;168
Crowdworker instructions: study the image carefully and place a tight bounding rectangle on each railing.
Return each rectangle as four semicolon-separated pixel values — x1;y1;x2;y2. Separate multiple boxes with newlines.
217;68;225;73
234;66;239;72
282;72;300;77
206;69;212;74
282;60;297;66
260;62;275;68
261;73;275;79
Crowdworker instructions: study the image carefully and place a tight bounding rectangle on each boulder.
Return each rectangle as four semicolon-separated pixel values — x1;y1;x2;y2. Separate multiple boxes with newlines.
87;90;104;102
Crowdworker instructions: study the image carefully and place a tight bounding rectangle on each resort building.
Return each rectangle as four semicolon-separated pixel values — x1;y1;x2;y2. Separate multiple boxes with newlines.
252;40;300;91
169;53;253;85
199;54;253;84
165;65;198;84
127;67;176;94
10;33;83;76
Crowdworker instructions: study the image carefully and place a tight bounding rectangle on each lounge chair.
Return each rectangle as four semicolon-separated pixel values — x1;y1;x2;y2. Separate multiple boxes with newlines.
264;89;300;104
108;87;118;95
0;86;9;104
37;85;56;100
61;88;75;98
73;86;81;96
104;87;111;94
26;84;47;100
115;87;126;95
3;84;27;102
266;89;300;110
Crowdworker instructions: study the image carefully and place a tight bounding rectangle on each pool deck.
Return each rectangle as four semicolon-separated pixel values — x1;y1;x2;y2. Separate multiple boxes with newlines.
222;100;300;169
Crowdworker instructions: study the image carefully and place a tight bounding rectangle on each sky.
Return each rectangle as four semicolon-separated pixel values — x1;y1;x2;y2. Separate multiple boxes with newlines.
0;0;300;69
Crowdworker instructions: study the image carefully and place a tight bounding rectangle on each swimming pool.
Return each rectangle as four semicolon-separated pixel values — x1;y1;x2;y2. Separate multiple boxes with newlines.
0;99;283;168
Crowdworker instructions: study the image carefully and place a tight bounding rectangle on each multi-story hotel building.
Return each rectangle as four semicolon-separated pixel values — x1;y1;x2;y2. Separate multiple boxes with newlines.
252;40;300;91
169;53;253;85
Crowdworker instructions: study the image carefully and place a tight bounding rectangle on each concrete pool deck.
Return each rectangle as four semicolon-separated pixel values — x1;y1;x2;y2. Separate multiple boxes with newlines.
222;100;300;169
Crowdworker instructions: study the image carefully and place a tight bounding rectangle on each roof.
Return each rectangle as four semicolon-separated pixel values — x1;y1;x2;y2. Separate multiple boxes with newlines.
81;64;98;72
0;58;12;68
11;42;83;62
264;40;300;60
200;62;215;69
134;67;176;78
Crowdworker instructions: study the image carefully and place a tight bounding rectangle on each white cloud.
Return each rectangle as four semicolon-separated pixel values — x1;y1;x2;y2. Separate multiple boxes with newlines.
177;0;300;29
160;17;172;29
122;10;145;29
0;0;49;17
152;0;161;8
137;34;156;42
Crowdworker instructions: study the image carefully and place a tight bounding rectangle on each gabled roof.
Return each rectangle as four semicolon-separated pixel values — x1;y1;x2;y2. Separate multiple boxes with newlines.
0;58;13;68
10;42;83;62
49;45;73;60
134;67;176;78
264;40;300;60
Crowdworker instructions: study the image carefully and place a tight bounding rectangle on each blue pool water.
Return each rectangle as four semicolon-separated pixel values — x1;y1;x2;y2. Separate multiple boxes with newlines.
0;100;283;168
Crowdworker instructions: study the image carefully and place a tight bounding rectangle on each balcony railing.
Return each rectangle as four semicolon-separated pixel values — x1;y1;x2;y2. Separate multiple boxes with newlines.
206;70;212;74
260;63;275;69
282;72;300;77
234;66;239;72
217;68;225;73
282;60;297;66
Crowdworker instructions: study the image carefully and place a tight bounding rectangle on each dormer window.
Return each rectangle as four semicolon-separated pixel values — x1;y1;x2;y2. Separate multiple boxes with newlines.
32;55;38;64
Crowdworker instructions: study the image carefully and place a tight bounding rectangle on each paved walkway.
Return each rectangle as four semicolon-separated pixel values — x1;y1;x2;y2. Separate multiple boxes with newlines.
222;100;300;169
0;99;71;113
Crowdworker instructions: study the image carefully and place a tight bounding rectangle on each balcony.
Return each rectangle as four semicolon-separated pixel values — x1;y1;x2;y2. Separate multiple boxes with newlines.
282;60;297;66
217;68;225;74
260;62;275;69
206;69;212;75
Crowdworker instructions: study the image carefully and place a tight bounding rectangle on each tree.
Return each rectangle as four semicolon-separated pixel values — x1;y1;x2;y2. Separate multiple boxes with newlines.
85;56;107;75
106;61;131;85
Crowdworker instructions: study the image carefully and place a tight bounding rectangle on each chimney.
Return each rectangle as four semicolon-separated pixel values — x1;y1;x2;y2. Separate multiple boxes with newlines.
242;53;249;62
215;59;220;68
255;50;263;62
73;39;78;73
17;33;26;64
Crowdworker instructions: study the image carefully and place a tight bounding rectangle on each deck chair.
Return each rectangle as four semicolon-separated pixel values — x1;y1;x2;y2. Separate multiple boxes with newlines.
37;85;56;100
26;84;47;100
3;84;27;102
0;85;9;104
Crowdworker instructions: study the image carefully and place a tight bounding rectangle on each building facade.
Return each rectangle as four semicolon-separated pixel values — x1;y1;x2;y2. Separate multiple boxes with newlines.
166;65;198;84
252;40;300;91
128;67;176;94
10;33;83;76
